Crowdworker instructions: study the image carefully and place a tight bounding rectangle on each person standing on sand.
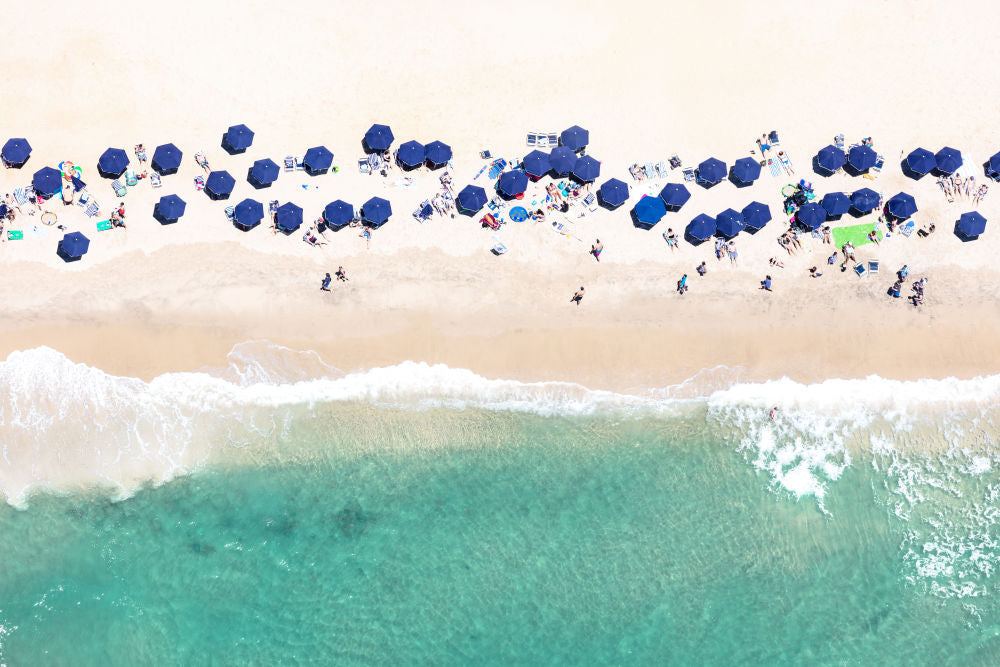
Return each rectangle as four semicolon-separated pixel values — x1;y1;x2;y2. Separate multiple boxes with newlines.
321;273;332;291
571;286;585;305
677;274;688;294
728;240;739;266
696;261;707;277
591;239;603;262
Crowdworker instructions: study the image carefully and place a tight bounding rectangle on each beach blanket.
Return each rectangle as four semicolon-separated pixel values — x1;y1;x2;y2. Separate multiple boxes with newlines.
7;230;23;240
832;222;883;249
766;158;780;177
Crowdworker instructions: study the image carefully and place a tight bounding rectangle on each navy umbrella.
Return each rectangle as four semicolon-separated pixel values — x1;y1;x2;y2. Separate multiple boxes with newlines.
820;192;851;217
275;202;304;232
362;196;392;227
522;150;552;178
796;202;827;230
248;158;280;188
559;125;589;151
989;151;1000;178
549;146;577;176
363;124;394;152
323;200;354;227
456;185;488;214
696;157;727;184
816;145;846;173
935;146;962;175
2;138;31;167
58;231;90;260
571;155;601;182
886;192;918;219
151;143;182;175
233;198;264;231
205;170;236;200
497;170;528;197
742;201;771;229
850;187;880;213
659;183;691;211
847;145;877;172
396;141;425;168
632;195;666;229
687;213;717;240
32;166;63;196
303;146;334;175
731;157;761;184
153;194;186;224
906;148;937;175
715;208;746;238
222;124;254;154
424;140;452;168
957;211;987;237
597;178;629;208
97;148;129;178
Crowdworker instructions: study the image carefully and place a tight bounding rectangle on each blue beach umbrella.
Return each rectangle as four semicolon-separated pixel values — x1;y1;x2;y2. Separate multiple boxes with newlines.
363;124;394;153
559;125;589;151
497;170;528;197
731;157;761;184
816;145;846;173
303;146;334;175
686;213;717;241
597;178;629;208
988;151;1000;178
153;194;186;224
935;146;962;175
715;208;746;238
248;158;280;188
2;137;31;167
742;201;771;229
886;192;918;219
632;195;666;229
659;183;691;211
549;146;578;176
850;187;880;213
957;211;987;237
820;192;851;217
32;166;63;196
571;155;601;182
522;150;552;178
275;202;304;232
796;202;827;230
233;198;264;231
58;231;90;260
205;170;236;200
456;185;488;214
323;200;354;227
396;141;425;169
362;196;392;227
151;143;182;175
847;145;877;172
905;148;937;176
97;147;129;178
696;157;727;184
424;140;452;168
222;124;254;154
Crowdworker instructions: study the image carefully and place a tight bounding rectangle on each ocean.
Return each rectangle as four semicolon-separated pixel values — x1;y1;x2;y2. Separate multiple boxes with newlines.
1;344;1000;664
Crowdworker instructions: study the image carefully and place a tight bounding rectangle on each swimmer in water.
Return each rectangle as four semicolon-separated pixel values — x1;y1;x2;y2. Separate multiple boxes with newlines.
769;406;778;421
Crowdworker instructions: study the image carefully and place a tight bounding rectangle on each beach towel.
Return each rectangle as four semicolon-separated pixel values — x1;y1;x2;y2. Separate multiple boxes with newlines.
7;230;23;240
767;159;780;177
832;222;883;249
97;220;112;231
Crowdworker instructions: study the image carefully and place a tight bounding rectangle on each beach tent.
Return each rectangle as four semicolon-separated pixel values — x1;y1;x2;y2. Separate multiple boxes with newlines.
153;193;186;224
323;200;354;227
850;187;880;213
847;145;877;172
597;178;629;208
935;146;962;175
696;158;727;184
659;183;691;211
957;211;987;238
686;213;717;241
97;148;129;178
222;124;254;154
571;156;601;182
248;158;280;188
32;166;63;196
559;125;589;152
731;157;761;185
886;192;918;219
549;147;578;176
820;192;851;217
1;137;31;167
905;148;937;176
715;208;746;238
303;146;334;175
497;170;528;197
424;141;452;168
151;143;183;175
742;201;771;229
456;185;488;214
58;231;90;261
396;141;425;169
816;145;846;173
522;150;552;178
363;124;394;153
233;198;264;231
632;195;666;229
205;170;236;200
362;196;392;227
796;202;827;230
275;202;304;232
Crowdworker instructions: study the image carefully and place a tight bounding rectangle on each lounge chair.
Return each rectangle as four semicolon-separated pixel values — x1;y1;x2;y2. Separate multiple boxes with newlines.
768;130;780;145
855;263;866;278
125;169;138;187
294;156;304;171
13;187;29;207
194;175;205;191
583;192;597;212
487;159;507;180
491;235;508;255
285;156;296;172
526;132;538;147
96;220;112;231
487;196;503;213
76;191;90;208
834;134;845;150
644;162;656;179
656;161;668;178
479;150;492;159
535;134;549;149
84;201;100;218
868;260;879;275
149;172;162;188
358;158;371;174
225;206;235;222
547;133;558;146
899;221;915;237
683;167;696;182
669;154;682;169
111;179;126;197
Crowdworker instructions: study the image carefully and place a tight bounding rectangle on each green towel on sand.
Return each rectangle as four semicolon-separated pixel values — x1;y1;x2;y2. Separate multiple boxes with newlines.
7;230;23;240
832;222;883;249
97;220;112;231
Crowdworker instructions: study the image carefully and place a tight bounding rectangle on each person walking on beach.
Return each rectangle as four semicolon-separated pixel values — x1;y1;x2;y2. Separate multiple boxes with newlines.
728;240;739;266
677;274;688;295
320;273;332;291
336;266;349;281
590;239;603;262
696;261;707;277
760;275;772;291
571;286;585;306
715;238;725;262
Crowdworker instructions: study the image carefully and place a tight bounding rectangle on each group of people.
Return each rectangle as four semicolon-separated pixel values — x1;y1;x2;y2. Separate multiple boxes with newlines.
713;237;739;266
938;175;988;205
320;266;349;291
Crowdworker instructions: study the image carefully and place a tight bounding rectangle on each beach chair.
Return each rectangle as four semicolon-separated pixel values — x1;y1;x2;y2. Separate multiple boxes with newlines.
76;191;90;208
358;158;371;174
85;200;100;217
225;206;235;222
491;235;508;255
900;221;915;237
194;175;205;191
294;156;304;171
125;169;138;187
855;263;867;278
479;150;492;159
669;154;682;169
487;196;503;213
834;134;845;150
683;167;696;182
546;133;558;146
644;162;656;179
526;132;538;147
656;161;668;178
481;213;501;230
583;192;598;212
487;159;507;180
868;260;879;276
149;172;162;188
768;130;780;145
96;220;112;231
286;156;296;172
535;134;549;149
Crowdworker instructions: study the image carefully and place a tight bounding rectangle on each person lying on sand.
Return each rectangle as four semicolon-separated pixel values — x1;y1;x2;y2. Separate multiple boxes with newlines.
769;257;785;268
868;230;880;246
809;266;822;278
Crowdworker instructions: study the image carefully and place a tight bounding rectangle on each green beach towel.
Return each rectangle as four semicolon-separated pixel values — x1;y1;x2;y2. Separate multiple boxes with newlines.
97;220;112;231
832;222;883;249
7;230;23;240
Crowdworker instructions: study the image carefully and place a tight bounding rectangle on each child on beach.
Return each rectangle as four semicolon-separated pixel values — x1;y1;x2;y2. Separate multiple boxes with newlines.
809;266;822;278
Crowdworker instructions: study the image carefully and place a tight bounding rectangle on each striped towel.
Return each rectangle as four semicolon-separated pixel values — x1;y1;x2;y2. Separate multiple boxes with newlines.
13;187;29;206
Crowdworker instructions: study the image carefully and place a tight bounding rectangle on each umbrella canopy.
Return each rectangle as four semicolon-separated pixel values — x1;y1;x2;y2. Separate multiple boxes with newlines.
886;192;918;219
850;187;880;212
989;151;1000;177
796;202;827;230
302;146;334;174
205;170;236;200
323;200;354;227
731;157;761;184
559;125;589;151
59;231;90;259
742;201;772;229
151;143;183;175
816;145;846;173
396;140;425;168
155;194;186;222
597;178;629;208
363;124;394;152
248;158;280;187
935;146;962;175
632;195;666;229
497;170;528;197
847;145;877;172
686;213;717;240
234;198;265;230
222;124;254;154
957;211;987;237
97;148;129;178
820;192;851;217
32;166;63;196
424;140;452;167
362;196;392;226
522;150;552;178
905;148;937;175
275;202;304;232
549;147;578;176
1;138;31;167
715;208;746;237
571;155;601;182
696;158;727;184
659;183;691;210
456;185;488;214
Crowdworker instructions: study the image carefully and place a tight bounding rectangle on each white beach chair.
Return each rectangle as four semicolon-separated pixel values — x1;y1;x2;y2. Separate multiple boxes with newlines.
656;161;668;178
14;187;29;207
583;192;598;212
225;206;235;222
358;158;371;174
868;260;879;276
535;134;549;148
644;162;656;179
76;190;90;208
149;172;162;188
284;156;295;172
526;132;538;147
854;263;867;278
294;156;304;171
546;133;558;146
491;236;508;255
84;200;100;218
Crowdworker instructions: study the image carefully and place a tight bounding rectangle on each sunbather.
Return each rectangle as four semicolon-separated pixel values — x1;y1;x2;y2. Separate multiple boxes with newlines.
664;229;679;251
769;257;785;268
822;226;831;244
195;151;211;174
134;144;147;166
868;230;880;246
